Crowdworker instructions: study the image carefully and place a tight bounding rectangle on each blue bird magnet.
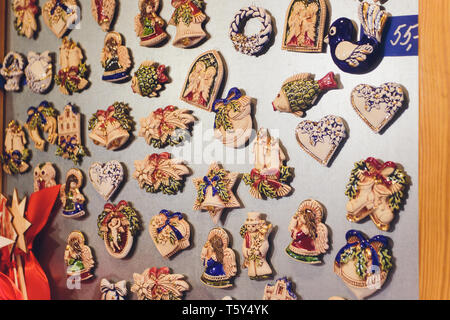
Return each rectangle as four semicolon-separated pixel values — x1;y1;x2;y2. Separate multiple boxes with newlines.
324;2;389;74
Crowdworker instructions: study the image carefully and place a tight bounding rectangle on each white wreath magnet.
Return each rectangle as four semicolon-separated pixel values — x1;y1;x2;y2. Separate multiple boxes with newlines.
229;6;273;56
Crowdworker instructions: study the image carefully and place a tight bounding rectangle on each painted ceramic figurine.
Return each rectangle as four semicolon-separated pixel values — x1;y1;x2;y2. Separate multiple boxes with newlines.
100;279;127;300
149;210;190;259
131;61;168;98
101;32;131;82
324;2;389;74
135;0;168;47
12;0;39;39
1;121;30;175
56;104;86;163
334;230;393;300
273;72;338;117
88;102;133;150
282;0;327;52
229;6;273;56
213;88;253;148
139;106;195;148
263;277;297;300
55;38;89;95
0;52;25;92
345;157;408;231
169;0;207;48
91;0;116;32
133;152;190;195
240;212;272;280
286;199;329;264
181;50;224;112
60;168;86;218
33;162;57;192
193;162;240;224
89;161;124;201
131;267;189;300
43;0;79;38
97;201;141;259
200;228;237;288
243;128;292;199
25;51;53;94
64;231;95;281
25;101;58;151
296;115;347;166
351;83;405;133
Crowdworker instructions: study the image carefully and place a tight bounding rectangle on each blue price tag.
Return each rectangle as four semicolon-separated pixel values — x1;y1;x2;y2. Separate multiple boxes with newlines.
383;15;418;56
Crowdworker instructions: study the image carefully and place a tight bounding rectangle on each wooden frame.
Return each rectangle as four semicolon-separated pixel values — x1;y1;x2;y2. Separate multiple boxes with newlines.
0;0;449;299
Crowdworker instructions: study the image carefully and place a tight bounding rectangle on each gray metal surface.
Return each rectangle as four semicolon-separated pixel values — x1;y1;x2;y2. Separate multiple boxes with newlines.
4;0;418;300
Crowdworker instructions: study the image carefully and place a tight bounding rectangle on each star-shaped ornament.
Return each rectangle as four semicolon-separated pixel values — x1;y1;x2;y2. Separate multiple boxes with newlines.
9;189;31;253
0;194;17;255
193;163;240;224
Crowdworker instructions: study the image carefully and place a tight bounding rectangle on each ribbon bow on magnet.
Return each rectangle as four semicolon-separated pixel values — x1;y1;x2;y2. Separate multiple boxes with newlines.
26;107;47;126
100;279;127;300
50;0;73;15
156;210;184;240
363;157;397;187
103;200;128;214
202;175;220;197
250;168;282;190
212;87;242;113
14;0;39;15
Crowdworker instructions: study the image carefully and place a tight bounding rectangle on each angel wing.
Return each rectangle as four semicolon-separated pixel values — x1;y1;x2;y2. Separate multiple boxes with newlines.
117;46;131;70
134;14;143;36
223;248;237;277
314;223;329;254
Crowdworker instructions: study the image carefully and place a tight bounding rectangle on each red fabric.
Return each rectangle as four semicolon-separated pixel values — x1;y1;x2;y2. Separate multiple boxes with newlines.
0;272;23;300
292;231;315;251
0;185;60;300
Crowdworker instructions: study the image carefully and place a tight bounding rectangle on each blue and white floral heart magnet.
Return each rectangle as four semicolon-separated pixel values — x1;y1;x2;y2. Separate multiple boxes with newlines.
295;115;347;166
89;160;124;201
351;83;405;133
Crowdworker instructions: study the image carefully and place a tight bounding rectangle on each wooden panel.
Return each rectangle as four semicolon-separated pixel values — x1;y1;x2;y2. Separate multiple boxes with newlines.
419;0;450;300
0;0;5;193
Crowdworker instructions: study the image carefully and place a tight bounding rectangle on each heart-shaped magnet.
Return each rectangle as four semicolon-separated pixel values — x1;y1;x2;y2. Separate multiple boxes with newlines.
89;160;124;201
296;115;347;166
351;83;405;133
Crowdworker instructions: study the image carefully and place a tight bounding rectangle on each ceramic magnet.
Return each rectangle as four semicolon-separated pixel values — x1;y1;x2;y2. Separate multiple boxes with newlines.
89;160;124;201
33;162;57;192
12;0;39;38
134;0;168;47
169;0;207;48
60;168;86;218
91;0;116;32
101;32;131;82
263;277;297;300
180;50;224;112
64;231;95;281
100;279;127;300
131;61;168;98
25;51;53;94
56;104;86;163
25;101;58;151
2;121;30;175
0;52;25;92
43;0;79;38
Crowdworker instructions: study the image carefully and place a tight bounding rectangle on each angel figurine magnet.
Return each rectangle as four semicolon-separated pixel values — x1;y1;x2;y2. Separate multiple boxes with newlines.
240;212;273;280
12;0;39;39
91;0;116;32
243;128;292;199
97;201;141;259
64;231;95;281
101;32;131;82
286;199;329;264
201;227;237;288
135;0;168;47
60;168;86;218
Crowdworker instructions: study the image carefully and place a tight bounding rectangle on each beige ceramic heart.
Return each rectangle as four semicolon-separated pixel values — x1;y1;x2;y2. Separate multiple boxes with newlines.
351;83;405;133
295;115;347;166
149;210;190;259
42;0;79;38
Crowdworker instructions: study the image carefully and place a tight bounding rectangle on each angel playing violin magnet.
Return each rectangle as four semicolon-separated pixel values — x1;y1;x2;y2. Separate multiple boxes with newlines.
200;228;237;288
213;88;253;148
282;0;327;53
60;168;86;218
97;201;141;259
149;210;190;259
286;199;329;264
345;158;408;231
334;230;393;300
181;50;224;112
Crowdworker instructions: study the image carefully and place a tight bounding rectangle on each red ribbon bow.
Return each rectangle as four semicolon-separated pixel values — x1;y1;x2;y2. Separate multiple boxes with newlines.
250;168;282;190
103;200;128;213
153;106;176;136
172;0;202;15
15;0;39;16
0;185;61;300
96;105;117;125
156;65;168;84
58;66;80;86
363;157;397;187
